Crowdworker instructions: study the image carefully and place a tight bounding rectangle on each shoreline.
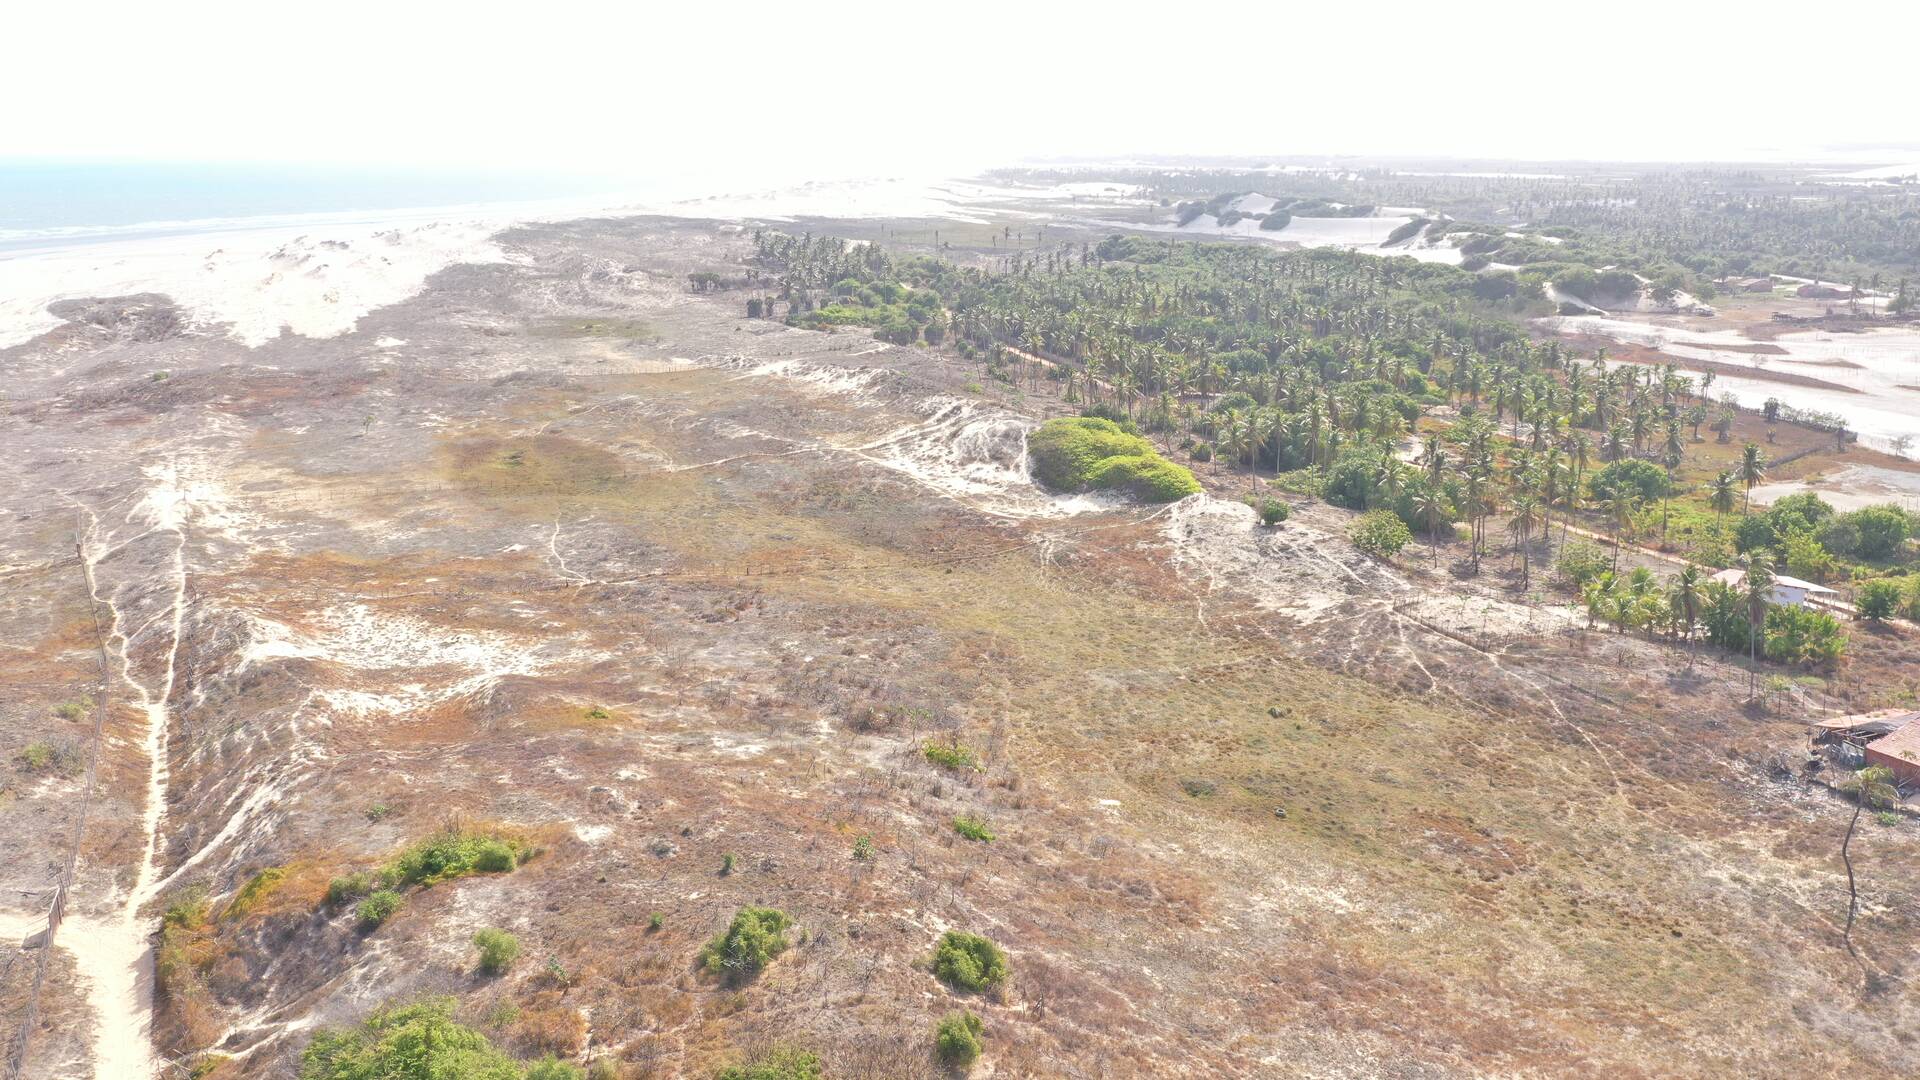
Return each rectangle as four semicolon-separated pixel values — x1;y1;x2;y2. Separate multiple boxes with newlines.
0;173;1124;351
1556;334;1865;394
1540;308;1920;457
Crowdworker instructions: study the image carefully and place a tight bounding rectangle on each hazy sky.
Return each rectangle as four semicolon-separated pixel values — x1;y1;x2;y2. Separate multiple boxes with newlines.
8;0;1916;181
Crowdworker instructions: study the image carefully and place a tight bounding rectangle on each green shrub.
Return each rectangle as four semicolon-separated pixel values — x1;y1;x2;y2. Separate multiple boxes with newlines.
1085;453;1202;502
16;739;81;776
164;887;211;931
934;1010;985;1068
1764;605;1848;667
1768;492;1835;534
714;1047;822;1080
1817;516;1860;557
475;840;519;873
876;318;918;345
1270;468;1326;498
326;873;373;907
299;997;578;1079
355;890;403;931
381;827;527;889
649;912;664;931
1781;528;1835;582
933;931;1008;992
474;929;521;975
18;741;56;772
225;867;286;919
852;835;874;861
1875;811;1901;827
1589;459;1671;504
1349;510;1412;560
1843;505;1911;560
922;739;979;772
720;852;736;876
700;907;792;983
1857;579;1902;621
1256;498;1290;526
52;699;89;720
1734;513;1776;553
952;816;994;842
1323;447;1385;510
1027;417;1198;503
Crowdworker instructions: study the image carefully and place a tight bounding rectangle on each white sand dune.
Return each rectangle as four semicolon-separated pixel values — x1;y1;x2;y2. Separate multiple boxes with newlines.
1543;315;1920;454
0;214;514;348
0;176;1152;352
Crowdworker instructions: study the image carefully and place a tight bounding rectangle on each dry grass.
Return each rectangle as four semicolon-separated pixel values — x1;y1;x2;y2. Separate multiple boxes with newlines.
15;224;1917;1079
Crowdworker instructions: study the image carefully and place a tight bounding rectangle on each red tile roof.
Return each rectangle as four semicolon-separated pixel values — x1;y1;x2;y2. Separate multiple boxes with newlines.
1866;718;1920;765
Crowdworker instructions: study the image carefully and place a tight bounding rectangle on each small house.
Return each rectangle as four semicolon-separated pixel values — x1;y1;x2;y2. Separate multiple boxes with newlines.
1809;709;1920;774
1709;568;1837;608
1865;716;1920;788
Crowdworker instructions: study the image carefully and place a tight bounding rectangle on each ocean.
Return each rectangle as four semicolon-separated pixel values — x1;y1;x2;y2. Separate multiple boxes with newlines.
0;159;624;251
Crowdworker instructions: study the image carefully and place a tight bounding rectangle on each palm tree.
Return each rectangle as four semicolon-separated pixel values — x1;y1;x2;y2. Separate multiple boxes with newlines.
1463;468;1492;574
1569;431;1593;497
1708;471;1737;521
1374;458;1408;512
1581;575;1612;629
1220;410;1253;489
1415;489;1450;568
1603;423;1630;463
1657;420;1685;536
1672;564;1703;670
1419;433;1447;485
1508;495;1542;590
1738;443;1766;514
1542;448;1568;542
1602;491;1640;574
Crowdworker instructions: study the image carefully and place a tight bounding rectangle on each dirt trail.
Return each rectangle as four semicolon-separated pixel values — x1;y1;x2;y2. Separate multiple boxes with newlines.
56;464;197;1080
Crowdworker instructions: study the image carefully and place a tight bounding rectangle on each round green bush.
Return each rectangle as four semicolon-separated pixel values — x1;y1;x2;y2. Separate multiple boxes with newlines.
700;906;792;984
355;890;403;931
473;928;521;975
1845;505;1911;560
1350;510;1412;560
1028;417;1151;490
473;840;519;874
1857;579;1901;621
933;931;1008;992
1086;454;1202;502
1027;417;1198;503
934;1010;985;1068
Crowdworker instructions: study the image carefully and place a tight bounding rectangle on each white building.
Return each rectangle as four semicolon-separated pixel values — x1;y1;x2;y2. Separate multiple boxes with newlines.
1710;568;1837;608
